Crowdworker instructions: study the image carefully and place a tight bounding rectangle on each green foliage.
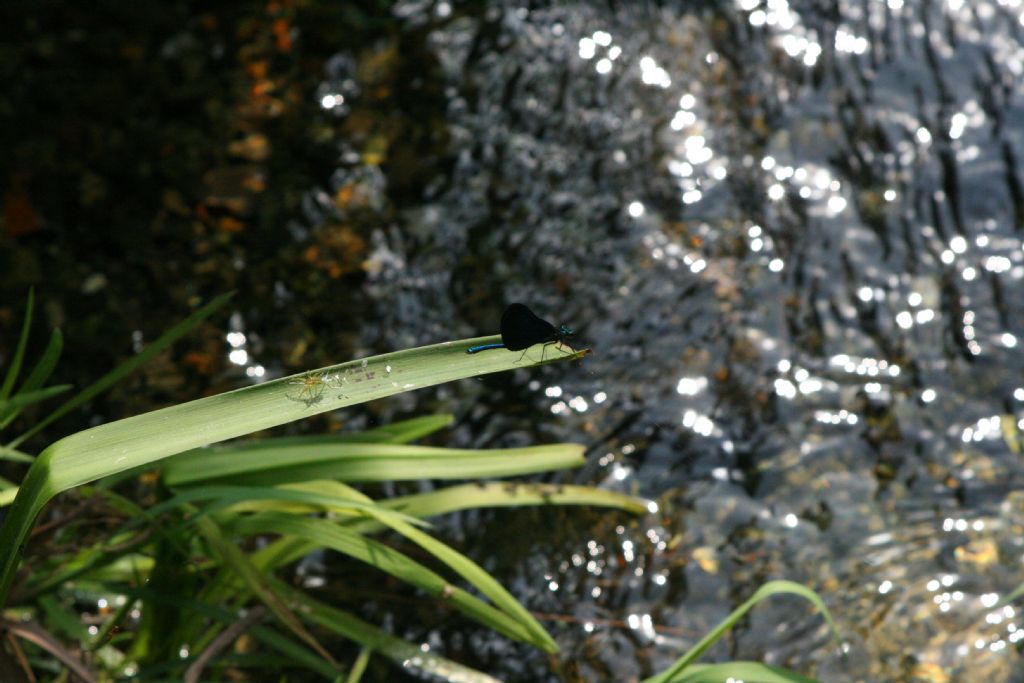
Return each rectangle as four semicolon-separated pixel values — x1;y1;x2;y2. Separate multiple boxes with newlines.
0;291;840;682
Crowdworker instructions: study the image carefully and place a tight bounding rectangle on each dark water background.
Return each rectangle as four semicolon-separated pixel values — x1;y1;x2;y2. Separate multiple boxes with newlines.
4;1;1024;681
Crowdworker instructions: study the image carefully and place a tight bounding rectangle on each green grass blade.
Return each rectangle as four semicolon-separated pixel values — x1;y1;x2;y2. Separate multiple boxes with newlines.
642;580;841;683
233;512;545;648
999;583;1024;607
164;442;585;487
7;292;233;449
193;514;341;671
0;445;35;464
152;484;430;528
346;648;371;683
666;662;820;683
215;415;455;454
382;482;652;518
357;414;454;442
363;509;557;652
110;583;340;679
0;329;64;430
39;592;91;644
0;385;73;421
269;576;503;683
1;288;34;402
243;481;649;574
0;329;585;605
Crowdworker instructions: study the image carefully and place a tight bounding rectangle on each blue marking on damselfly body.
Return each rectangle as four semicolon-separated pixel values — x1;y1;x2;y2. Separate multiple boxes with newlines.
466;342;506;354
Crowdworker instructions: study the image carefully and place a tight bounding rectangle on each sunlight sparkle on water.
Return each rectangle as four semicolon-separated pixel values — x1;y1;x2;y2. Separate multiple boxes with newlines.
682;409;716;436
639;56;671;88
835;28;869;54
677;376;708;395
578;37;596;59
320;93;345;109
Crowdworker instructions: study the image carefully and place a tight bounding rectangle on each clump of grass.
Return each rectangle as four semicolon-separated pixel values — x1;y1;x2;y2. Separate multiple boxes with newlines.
0;291;840;682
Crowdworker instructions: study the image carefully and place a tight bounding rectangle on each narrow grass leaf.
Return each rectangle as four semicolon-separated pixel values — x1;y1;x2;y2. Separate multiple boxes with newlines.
214;415;455;456
642;580;842;683
1;288;34;402
999;583;1024;607
153;484;429;528
346;648;371;683
382;482;651;518
193;514;340;670
0;446;34;464
234;512;544;648
364;509;557;652
0;329;63;430
242;481;648;574
666;662;820;683
164;443;585;487
112;583;339;679
270;576;502;683
0;385;73;421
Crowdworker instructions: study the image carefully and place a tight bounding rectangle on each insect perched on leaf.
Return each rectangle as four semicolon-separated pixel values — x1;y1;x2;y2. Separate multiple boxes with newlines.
287;369;334;406
466;303;577;362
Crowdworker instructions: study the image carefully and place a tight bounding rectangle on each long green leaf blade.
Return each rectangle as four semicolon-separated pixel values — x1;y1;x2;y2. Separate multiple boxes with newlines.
0;385;73;420
234;512;547;649
1;288;34;402
667;662;820;683
382;482;652;518
152;484;429;528
642;580;842;683
164;442;585;487
364;509;557;652
269;577;502;683
193;515;340;670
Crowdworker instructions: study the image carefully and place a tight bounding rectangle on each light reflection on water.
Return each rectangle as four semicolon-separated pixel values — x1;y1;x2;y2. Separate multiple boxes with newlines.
255;0;1024;679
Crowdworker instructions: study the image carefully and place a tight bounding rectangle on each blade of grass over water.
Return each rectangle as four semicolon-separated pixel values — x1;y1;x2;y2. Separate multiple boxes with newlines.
381;482;652;518
213;414;455;453
164;442;585;487
642;580;842;683
232;512;552;650
0;327;587;605
666;662;820;683
151;484;430;529
220;479;651;585
359;508;557;652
